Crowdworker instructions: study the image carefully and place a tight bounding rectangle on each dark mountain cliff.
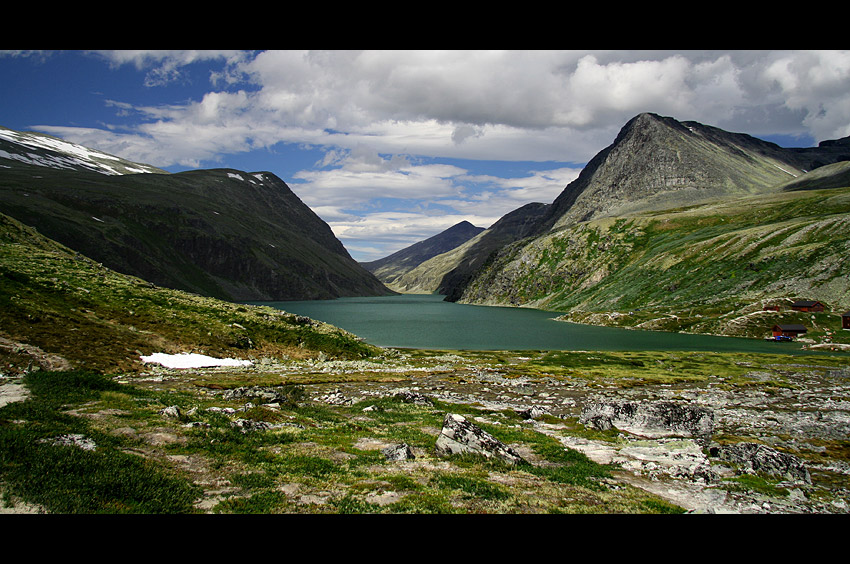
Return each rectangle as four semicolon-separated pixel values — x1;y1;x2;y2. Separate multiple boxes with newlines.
438;202;550;300
0;128;392;302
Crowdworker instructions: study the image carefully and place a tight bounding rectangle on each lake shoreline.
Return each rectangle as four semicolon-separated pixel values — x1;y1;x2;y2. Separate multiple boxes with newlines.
255;294;849;358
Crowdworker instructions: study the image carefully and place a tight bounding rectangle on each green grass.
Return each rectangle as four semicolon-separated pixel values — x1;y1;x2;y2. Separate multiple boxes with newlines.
0;370;201;513
0;212;380;375
461;187;850;341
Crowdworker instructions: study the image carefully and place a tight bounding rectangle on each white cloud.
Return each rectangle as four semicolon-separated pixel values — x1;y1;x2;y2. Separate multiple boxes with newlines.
36;50;850;168
19;50;850;261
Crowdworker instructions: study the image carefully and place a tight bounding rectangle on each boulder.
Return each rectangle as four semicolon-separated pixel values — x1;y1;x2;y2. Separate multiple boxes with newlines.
231;418;273;433
224;386;288;404
580;400;715;439
709;442;811;484
517;405;549;420
159;405;181;418
39;433;97;451
316;389;353;406
383;443;416;461
391;389;434;406
434;413;525;466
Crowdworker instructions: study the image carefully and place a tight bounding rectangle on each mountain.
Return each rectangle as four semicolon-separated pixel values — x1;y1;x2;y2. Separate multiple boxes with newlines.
446;113;850;333
388;113;850;336
531;112;845;236
0;127;392;302
0;212;378;374
387;203;550;295
0;126;167;175
360;220;484;290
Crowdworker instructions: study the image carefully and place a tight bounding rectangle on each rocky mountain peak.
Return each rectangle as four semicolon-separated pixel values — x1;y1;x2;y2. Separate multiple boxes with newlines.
537;113;812;233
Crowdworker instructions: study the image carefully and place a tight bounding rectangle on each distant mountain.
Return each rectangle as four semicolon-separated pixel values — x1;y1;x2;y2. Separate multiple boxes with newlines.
0;126;167;175
387;203;549;295
0;126;392;302
360;220;484;290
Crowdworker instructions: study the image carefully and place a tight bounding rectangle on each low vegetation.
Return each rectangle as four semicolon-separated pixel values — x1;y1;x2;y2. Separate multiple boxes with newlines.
3;346;848;514
1;361;683;514
459;186;850;344
0;212;378;375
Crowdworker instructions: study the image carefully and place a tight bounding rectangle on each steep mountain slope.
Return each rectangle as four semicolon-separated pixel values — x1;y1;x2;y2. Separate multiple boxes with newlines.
441;113;850;307
360;220;484;289
533;113;814;235
0;127;391;301
456;182;850;338
777;160;850;192
0;212;379;374
390;203;550;295
0;126;167;175
395;113;849;300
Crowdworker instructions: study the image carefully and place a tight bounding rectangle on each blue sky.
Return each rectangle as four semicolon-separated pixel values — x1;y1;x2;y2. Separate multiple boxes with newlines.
2;50;848;261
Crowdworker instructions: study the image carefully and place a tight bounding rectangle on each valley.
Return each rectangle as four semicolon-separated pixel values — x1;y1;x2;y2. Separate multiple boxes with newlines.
2;112;849;514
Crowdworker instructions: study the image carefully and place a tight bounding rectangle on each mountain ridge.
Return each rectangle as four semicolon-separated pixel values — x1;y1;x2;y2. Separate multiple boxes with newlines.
360;220;484;289
377;112;850;336
443;114;850;335
0;126;392;302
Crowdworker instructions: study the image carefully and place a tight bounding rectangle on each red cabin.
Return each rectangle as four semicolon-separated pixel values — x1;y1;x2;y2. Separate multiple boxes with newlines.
791;300;825;312
772;324;807;340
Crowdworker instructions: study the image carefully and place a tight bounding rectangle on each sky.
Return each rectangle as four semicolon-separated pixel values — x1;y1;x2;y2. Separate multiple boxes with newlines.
2;49;850;262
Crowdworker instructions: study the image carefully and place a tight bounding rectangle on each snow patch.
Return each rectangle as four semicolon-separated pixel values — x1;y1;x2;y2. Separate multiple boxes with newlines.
227;172;244;181
773;163;798;177
140;352;252;369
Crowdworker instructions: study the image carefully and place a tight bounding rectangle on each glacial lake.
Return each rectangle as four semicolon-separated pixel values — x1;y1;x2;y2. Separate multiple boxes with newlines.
255;293;838;356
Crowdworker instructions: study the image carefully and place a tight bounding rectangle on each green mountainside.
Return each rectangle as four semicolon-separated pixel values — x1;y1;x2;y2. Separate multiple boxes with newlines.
390;203;550;296
376;113;850;339
0;128;392;302
0;212;378;375
458;185;850;340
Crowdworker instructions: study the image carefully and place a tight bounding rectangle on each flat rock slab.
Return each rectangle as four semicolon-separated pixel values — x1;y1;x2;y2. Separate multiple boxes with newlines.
580;399;715;439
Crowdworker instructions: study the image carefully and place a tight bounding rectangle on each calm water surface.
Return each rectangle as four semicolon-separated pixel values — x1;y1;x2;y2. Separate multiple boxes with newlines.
255;294;834;356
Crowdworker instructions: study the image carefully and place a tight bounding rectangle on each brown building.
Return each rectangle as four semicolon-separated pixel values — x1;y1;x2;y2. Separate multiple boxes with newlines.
791;300;825;312
843;312;850;330
772;324;808;340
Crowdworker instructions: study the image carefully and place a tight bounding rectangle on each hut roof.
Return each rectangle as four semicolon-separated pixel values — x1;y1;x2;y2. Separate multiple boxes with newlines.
774;324;808;332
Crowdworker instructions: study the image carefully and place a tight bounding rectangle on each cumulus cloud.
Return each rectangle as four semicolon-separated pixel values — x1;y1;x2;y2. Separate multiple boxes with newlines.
15;50;850;260
39;50;850;166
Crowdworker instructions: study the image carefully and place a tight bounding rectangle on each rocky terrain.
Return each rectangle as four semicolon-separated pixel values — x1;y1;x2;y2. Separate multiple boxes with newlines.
291;350;850;514
4;347;847;514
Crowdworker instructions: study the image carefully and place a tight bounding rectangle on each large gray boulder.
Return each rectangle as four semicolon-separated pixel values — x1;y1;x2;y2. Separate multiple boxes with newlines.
580;400;715;439
709;442;811;484
434;413;525;466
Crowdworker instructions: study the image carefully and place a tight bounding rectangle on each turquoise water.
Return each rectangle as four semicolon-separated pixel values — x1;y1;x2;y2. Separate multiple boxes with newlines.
254;294;835;355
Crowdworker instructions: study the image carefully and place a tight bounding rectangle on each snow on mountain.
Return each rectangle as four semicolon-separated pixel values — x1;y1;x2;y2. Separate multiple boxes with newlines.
0;126;164;175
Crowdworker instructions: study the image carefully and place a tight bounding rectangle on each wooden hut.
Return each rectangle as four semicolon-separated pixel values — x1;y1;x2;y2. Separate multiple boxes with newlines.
791;300;825;312
772;324;808;340
843;311;850;330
